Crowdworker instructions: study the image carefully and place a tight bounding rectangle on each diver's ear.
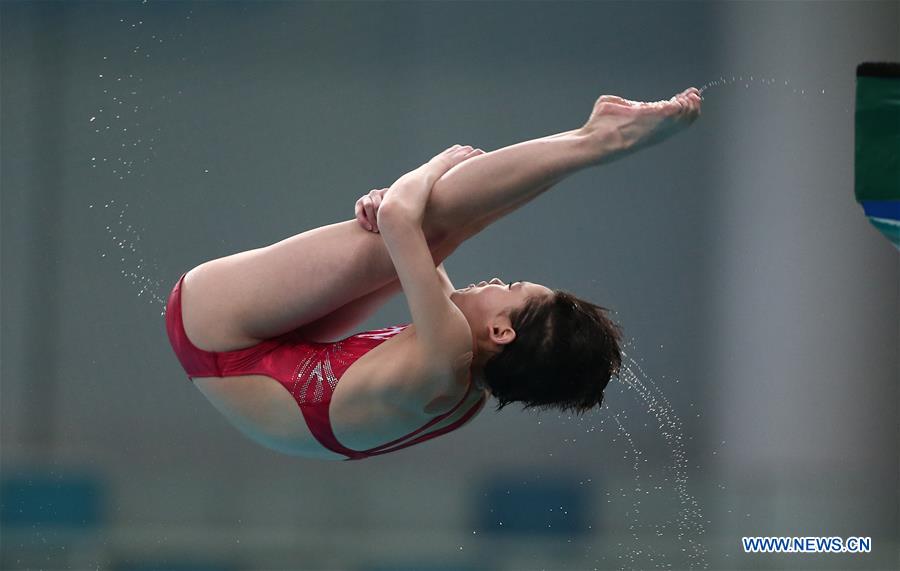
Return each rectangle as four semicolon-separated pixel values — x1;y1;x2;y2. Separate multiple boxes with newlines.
487;315;516;347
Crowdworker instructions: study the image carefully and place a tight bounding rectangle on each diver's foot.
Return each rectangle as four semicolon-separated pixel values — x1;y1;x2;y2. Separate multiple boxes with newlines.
581;87;701;156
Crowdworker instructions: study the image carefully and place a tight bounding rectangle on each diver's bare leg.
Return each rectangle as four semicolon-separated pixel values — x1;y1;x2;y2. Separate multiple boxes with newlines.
292;181;554;343
182;128;598;352
182;88;702;351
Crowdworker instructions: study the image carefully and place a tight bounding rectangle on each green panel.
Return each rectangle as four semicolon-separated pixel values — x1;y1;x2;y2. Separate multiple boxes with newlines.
855;75;900;201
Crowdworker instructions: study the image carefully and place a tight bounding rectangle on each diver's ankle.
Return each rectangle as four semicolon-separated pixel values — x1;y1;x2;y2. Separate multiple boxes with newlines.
576;125;631;166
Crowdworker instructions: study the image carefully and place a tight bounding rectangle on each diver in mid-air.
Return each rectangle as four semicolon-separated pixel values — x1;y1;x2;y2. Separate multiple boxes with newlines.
164;87;702;460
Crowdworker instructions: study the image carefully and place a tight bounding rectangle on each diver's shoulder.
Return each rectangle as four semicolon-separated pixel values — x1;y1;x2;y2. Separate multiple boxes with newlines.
402;319;473;375
378;322;474;415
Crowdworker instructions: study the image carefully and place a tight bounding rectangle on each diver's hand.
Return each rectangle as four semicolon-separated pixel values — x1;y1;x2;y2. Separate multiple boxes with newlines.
394;145;484;192
584;87;702;155
376;144;484;229
355;187;388;233
424;144;485;177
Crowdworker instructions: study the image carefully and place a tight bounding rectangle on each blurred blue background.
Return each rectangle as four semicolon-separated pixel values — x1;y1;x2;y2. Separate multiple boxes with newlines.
1;1;897;570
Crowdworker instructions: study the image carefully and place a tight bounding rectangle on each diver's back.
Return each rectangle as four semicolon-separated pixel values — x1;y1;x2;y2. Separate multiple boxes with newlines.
190;325;485;460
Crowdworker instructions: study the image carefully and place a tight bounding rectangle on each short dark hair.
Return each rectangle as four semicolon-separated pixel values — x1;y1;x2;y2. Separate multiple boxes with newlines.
483;289;624;415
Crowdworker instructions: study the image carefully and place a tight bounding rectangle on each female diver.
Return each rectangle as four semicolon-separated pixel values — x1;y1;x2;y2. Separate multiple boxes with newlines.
165;87;702;460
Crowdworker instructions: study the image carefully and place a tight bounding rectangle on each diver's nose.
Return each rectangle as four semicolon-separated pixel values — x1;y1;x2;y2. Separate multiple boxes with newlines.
489;277;503;285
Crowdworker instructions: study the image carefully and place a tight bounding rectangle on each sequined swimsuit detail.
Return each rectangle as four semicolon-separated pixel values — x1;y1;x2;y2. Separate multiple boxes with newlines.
165;272;485;460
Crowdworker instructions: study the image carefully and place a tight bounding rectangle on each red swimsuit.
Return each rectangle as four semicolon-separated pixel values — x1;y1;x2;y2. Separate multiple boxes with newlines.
165;272;485;460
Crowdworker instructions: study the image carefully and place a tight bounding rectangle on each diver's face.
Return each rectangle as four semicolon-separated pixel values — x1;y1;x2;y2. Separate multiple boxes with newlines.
450;278;553;326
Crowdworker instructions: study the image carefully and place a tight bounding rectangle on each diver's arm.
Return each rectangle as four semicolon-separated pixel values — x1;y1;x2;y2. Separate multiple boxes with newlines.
436;262;455;296
355;186;456;298
377;146;480;368
378;204;466;359
379;203;469;367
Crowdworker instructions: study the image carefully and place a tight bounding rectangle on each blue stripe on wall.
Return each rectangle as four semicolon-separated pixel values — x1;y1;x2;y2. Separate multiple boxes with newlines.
860;200;900;219
1;471;105;528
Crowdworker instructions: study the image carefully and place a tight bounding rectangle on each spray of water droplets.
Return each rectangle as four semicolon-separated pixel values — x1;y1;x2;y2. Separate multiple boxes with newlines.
610;343;708;569
91;198;166;307
698;73;827;99
523;333;711;570
89;3;194;315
